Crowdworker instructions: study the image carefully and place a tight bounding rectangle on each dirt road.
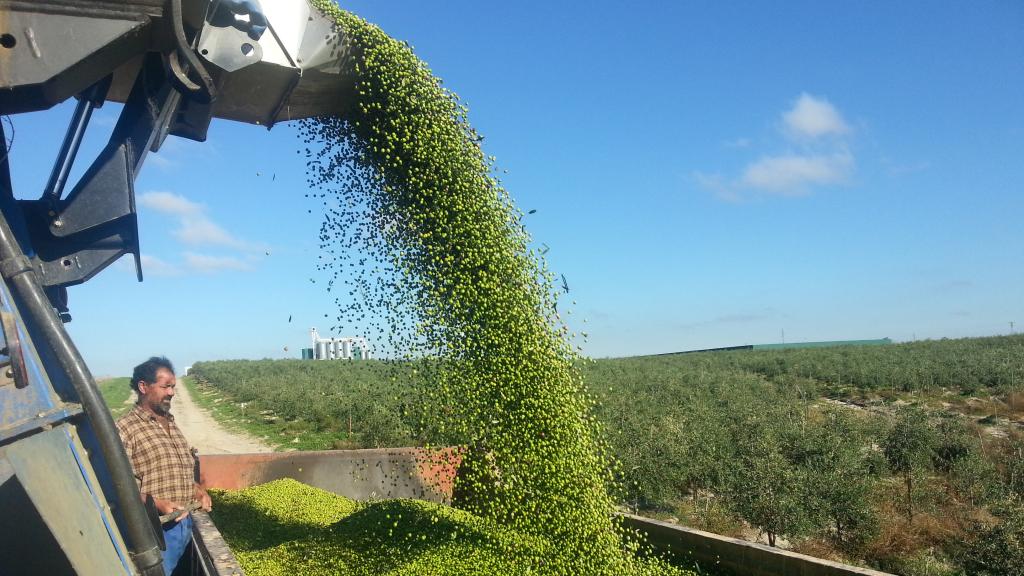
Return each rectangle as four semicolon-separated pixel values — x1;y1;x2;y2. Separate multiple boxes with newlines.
169;380;272;455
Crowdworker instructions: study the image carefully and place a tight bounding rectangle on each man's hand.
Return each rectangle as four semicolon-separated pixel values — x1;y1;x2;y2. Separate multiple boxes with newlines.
194;483;213;512
153;497;187;523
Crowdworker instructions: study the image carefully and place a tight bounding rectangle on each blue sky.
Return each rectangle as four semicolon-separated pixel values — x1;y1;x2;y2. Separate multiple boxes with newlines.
5;1;1022;376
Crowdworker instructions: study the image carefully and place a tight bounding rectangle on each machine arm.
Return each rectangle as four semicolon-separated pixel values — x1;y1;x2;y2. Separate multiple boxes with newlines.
0;2;358;574
0;0;358;314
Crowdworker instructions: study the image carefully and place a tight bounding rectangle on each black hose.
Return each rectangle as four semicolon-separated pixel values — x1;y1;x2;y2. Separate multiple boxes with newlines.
168;0;217;102
0;219;165;575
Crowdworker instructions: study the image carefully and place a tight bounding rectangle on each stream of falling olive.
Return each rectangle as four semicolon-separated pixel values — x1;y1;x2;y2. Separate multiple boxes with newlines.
300;5;682;574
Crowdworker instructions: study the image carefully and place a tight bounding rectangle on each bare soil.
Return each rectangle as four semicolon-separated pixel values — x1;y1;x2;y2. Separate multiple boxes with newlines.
167;379;272;455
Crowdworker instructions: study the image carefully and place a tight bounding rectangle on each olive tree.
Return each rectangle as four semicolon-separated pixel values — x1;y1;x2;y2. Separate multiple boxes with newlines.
882;405;937;521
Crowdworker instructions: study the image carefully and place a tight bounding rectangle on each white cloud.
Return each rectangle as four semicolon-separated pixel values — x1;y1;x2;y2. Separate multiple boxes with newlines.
697;93;857;200
724;137;752;149
782;93;849;139
886;160;930;176
139;191;202;216
138;191;264;252
92;112;117;129
741;151;853;194
140;254;182;277
113;253;181;277
144;137;202;171
693;172;742;203
174;218;248;249
147;153;176;169
136;192;267;275
183;252;253;273
933;280;973;294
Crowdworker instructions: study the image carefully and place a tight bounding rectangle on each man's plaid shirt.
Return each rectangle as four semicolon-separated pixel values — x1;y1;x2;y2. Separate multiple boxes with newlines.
116;404;196;506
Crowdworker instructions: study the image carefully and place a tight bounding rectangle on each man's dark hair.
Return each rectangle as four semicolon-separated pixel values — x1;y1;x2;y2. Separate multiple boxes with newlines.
130;356;175;392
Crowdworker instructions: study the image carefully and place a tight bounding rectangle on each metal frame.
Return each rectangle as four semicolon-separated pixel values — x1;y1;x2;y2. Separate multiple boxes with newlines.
1;76;166;576
17;52;188;308
0;2;358;574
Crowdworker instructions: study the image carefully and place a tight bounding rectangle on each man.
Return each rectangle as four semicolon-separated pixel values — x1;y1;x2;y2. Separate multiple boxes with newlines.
116;356;212;575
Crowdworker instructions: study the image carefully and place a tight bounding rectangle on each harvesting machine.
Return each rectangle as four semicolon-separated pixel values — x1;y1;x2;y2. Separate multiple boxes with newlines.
0;1;360;573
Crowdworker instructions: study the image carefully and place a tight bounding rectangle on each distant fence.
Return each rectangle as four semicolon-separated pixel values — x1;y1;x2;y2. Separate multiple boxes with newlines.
651;338;893;356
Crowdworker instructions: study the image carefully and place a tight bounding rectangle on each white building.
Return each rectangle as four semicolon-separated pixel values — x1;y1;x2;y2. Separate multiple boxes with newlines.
309;328;372;360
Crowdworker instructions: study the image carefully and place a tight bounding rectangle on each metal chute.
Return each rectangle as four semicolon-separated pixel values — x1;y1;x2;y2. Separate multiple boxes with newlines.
0;0;357;127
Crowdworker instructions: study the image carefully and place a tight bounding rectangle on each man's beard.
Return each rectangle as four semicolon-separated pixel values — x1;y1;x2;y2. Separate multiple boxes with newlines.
154;399;172;415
